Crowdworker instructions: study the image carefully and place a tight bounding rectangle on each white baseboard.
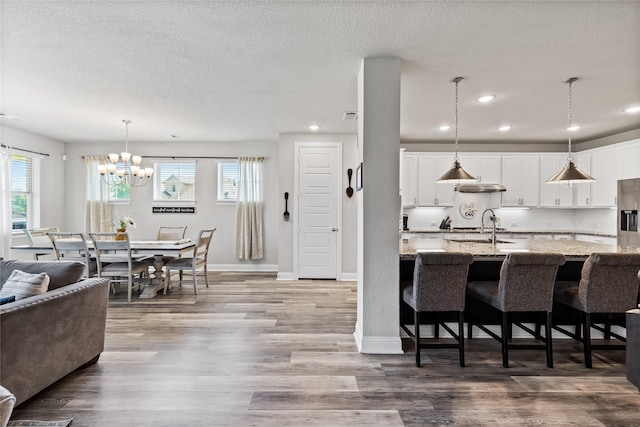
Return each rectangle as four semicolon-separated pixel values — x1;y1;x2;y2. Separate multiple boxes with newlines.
353;321;404;354
208;264;278;272
276;272;295;280
339;272;357;281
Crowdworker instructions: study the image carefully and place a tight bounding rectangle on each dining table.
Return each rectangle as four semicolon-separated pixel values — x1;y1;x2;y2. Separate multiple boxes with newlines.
10;239;196;299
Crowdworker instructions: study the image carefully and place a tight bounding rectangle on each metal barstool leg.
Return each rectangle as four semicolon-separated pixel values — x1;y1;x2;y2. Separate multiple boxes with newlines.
501;312;509;368
545;311;553;368
458;311;465;367
583;312;593;368
415;310;421;367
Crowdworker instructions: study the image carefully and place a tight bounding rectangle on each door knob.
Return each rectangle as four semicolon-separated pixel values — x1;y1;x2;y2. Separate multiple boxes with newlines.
331;227;338;232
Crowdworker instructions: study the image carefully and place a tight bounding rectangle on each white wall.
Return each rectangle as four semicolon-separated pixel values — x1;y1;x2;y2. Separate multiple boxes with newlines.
3;125;67;258
63;140;279;269
277;133;358;277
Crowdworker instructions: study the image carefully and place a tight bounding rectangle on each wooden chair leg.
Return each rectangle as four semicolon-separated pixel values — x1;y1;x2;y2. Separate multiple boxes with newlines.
415;310;421;367
458;311;465;367
583;312;593;368
192;266;198;295
545;311;553;368
204;264;209;288
501;312;509;368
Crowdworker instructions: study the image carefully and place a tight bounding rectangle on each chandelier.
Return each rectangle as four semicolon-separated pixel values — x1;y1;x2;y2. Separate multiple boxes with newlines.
546;77;595;184
437;77;478;183
97;120;153;187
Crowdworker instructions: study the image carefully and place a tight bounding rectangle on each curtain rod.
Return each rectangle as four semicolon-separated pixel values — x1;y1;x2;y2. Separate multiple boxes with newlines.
81;155;265;160
1;144;50;157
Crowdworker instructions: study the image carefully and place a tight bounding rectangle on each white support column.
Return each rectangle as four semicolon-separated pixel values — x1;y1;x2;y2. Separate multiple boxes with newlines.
353;57;403;354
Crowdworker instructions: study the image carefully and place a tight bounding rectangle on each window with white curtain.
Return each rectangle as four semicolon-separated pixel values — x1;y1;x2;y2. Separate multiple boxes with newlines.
153;161;196;201
11;154;40;230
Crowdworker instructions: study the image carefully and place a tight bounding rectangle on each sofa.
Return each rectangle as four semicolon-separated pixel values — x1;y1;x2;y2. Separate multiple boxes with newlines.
0;259;110;407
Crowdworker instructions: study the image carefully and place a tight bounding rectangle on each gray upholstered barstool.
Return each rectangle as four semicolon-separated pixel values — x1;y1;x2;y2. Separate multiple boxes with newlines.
466;252;566;368
401;252;474;367
553;253;640;368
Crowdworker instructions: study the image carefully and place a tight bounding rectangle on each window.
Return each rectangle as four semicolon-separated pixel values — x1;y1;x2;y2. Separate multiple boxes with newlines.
108;161;131;201
217;162;238;201
11;154;40;230
153;162;196;201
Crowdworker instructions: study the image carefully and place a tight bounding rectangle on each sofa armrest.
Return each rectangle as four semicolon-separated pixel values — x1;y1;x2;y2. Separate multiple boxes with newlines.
0;277;110;406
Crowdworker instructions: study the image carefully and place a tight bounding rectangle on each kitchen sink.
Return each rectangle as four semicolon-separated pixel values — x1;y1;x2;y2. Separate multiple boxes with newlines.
446;238;514;244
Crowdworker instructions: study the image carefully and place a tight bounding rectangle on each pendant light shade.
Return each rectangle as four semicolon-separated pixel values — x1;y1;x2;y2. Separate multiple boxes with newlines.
546;77;595;184
437;77;477;183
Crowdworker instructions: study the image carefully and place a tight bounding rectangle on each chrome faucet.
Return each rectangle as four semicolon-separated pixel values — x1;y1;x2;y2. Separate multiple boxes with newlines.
481;208;497;245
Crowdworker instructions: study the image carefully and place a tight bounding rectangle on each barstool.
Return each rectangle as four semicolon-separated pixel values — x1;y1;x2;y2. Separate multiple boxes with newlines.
553;253;640;368
401;252;474;367
466;253;566;368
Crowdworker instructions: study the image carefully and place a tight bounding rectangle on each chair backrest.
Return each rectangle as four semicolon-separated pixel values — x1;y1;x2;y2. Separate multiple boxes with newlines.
578;253;640;313
498;253;566;312
157;225;187;241
89;232;135;276
412;252;474;312
48;232;93;277
25;227;59;247
192;228;216;267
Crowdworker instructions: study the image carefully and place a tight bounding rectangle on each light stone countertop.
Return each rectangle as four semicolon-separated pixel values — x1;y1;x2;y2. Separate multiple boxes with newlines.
400;238;640;260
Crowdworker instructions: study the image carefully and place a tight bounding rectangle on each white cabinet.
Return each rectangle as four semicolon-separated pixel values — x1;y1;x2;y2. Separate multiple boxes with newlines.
620;140;640;180
574;152;592;207
540;155;573;207
501;156;540;207
401;153;418;208
590;148;619;207
417;155;455;206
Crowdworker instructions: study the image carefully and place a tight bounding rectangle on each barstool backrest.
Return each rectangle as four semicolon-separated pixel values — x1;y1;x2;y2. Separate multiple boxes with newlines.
412;252;473;312
498;253;566;312
578;253;640;313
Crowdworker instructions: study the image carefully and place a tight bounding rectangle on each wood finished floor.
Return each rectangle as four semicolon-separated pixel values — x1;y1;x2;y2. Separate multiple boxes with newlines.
10;272;640;426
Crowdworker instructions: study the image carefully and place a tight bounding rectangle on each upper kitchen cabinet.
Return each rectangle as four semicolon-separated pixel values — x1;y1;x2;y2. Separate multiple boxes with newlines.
501;155;540;207
417;155;456;206
401;152;418;208
540;154;573;207
590;147;619;207
458;155;502;183
619;140;640;180
573;152;592;207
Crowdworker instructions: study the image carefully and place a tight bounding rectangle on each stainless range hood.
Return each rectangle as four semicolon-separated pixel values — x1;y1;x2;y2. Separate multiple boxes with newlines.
455;183;507;193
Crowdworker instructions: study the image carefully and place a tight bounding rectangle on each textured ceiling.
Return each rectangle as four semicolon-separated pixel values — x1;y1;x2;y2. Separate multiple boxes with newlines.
1;1;639;145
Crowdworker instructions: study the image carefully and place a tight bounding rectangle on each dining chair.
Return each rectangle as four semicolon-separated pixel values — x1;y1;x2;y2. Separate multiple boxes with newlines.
553;253;640;368
401;252;474;367
155;225;188;265
163;228;216;295
47;231;96;278
466;252;566;368
89;232;150;303
24;227;59;260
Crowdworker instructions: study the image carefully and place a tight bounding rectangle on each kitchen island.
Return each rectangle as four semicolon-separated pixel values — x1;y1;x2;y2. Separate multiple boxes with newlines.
399;237;640;328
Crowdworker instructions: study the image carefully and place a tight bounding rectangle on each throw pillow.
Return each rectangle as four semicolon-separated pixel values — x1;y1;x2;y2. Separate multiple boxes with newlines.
0;269;50;301
0;295;16;305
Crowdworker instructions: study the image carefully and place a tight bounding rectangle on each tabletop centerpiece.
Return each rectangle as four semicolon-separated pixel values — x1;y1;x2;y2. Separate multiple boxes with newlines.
115;215;136;240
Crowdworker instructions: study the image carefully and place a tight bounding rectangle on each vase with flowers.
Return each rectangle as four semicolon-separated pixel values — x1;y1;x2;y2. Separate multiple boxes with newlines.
115;215;136;240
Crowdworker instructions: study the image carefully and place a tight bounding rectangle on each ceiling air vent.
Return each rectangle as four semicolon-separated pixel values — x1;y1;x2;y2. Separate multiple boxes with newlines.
343;111;358;121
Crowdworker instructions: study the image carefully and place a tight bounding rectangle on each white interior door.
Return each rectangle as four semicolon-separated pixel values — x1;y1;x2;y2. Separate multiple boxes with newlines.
296;144;339;279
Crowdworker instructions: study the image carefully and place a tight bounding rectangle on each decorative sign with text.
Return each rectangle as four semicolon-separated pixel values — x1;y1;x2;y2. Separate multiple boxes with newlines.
152;207;196;214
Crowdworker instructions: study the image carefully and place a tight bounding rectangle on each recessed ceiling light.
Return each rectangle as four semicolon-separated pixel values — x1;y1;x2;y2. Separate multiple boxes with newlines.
309;125;320;131
477;95;496;103
567;125;580;132
498;125;511;132
624;106;640;114
438;125;450;131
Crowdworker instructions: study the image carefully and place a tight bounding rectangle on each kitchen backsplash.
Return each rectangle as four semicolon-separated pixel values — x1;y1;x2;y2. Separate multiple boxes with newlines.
405;207;616;234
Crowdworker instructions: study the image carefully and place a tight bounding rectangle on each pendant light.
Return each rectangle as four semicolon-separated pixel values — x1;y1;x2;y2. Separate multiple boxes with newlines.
437;77;477;183
546;77;595;184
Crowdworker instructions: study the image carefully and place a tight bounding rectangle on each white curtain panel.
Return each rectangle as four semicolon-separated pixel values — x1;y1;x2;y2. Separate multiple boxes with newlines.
0;147;12;259
235;156;264;260
84;155;112;234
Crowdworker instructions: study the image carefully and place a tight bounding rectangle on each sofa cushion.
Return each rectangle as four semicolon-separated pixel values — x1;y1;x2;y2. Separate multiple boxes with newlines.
0;269;50;300
0;295;16;305
0;260;85;291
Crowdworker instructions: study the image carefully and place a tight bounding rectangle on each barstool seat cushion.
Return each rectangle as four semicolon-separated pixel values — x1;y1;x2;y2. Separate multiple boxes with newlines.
553;281;583;311
466;280;501;310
